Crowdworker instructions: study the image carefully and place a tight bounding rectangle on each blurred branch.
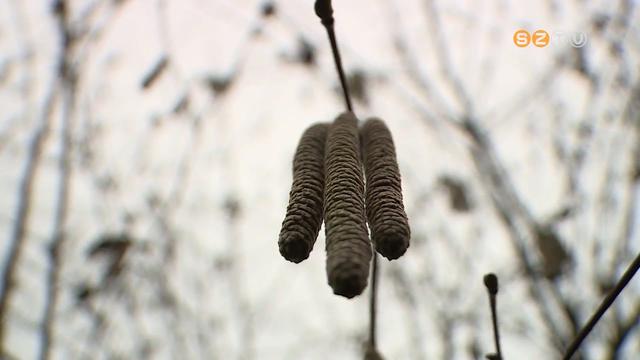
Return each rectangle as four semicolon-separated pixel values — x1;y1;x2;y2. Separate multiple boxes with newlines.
384;0;456;120
605;302;640;360
459;117;575;352
620;83;640;256
38;0;81;358
0;0;36;156
0;69;58;356
229;197;256;360
387;265;427;360
423;0;473;113
563;251;640;359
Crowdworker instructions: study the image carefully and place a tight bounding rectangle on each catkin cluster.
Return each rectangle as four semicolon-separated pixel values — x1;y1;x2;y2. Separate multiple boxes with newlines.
278;112;410;299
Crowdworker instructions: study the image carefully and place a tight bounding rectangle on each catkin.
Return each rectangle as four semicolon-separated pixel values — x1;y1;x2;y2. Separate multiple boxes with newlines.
324;112;372;298
279;123;329;263
360;118;410;260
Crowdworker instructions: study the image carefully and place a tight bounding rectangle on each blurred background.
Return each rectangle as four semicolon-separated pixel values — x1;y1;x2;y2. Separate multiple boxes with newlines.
1;0;640;359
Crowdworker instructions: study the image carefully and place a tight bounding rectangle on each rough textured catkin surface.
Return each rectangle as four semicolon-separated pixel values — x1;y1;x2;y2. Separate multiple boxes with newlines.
324;112;371;298
360;118;410;260
279;123;329;263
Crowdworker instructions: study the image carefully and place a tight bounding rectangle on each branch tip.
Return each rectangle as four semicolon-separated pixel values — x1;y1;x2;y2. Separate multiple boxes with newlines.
314;0;334;26
484;273;499;296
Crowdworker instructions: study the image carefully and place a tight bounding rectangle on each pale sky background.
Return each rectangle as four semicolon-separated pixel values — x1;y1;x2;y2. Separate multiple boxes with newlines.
1;0;640;359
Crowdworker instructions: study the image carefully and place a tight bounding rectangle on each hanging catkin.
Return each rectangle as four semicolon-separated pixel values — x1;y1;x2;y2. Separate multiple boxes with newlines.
279;123;329;263
324;112;372;298
360;118;410;260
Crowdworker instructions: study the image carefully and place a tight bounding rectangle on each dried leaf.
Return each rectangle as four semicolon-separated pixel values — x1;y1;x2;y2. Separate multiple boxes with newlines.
439;175;473;212
534;225;571;280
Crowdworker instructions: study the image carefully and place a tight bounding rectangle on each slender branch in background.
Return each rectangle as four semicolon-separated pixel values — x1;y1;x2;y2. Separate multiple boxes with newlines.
39;1;77;358
422;0;472;112
483;273;502;360
461;117;575;352
39;88;73;360
606;302;640;360
387;265;426;360
0;77;58;357
563;251;640;360
314;0;352;112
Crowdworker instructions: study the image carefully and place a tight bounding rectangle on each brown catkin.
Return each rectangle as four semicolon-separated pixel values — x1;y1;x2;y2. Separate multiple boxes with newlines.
279;123;329;263
360;118;410;260
324;112;372;298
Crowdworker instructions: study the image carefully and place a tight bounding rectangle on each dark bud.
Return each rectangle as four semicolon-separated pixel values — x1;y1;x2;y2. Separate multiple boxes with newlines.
261;2;276;17
592;13;609;33
52;0;65;16
483;273;499;295
223;196;241;219
314;0;334;26
486;354;501;360
206;74;234;96
297;38;316;66
75;284;94;304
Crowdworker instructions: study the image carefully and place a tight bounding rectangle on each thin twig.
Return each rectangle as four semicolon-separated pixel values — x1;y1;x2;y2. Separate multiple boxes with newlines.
484;273;502;360
39;90;72;360
0;79;57;355
462;117;573;352
38;2;77;358
563;250;640;359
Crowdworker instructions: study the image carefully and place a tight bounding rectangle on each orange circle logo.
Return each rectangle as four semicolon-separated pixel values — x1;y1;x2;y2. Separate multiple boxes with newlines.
513;29;531;47
532;29;550;47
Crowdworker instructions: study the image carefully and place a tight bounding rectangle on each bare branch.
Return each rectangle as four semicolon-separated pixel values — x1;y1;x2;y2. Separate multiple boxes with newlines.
563;251;640;359
0;80;57;355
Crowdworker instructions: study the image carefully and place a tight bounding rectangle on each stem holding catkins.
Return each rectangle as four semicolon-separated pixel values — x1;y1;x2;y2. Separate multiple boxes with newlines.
365;253;384;360
279;123;330;263
360;118;410;260
314;0;352;112
324;112;371;298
